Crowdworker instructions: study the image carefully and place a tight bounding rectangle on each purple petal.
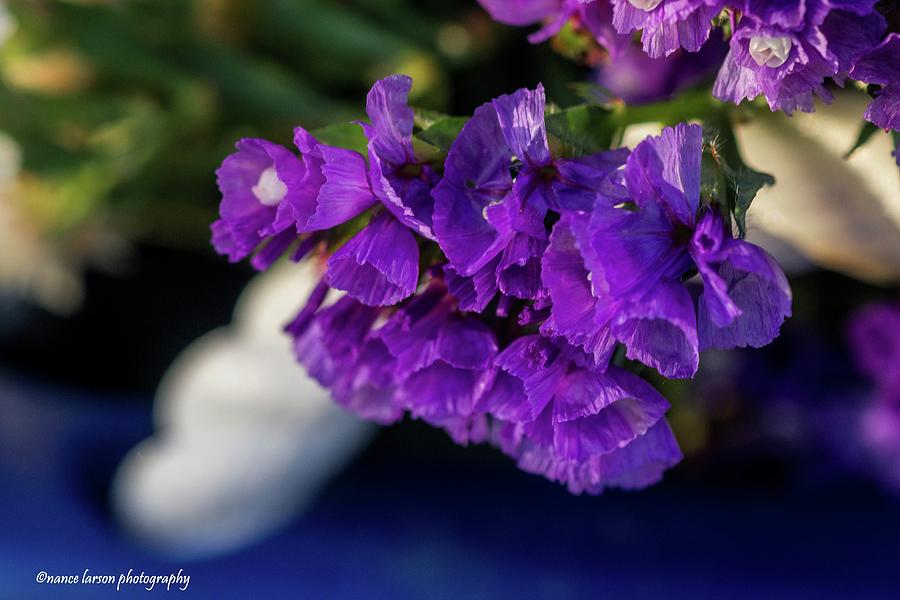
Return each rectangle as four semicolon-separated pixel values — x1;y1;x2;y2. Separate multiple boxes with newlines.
649;123;702;223
365;75;415;166
214;138;301;260
497;232;548;299
697;239;792;351
303;143;377;231
325;211;419;306
587;199;688;299
553;148;630;213
541;218;616;363
477;0;560;26
333;338;403;425
491;84;551;167
480;369;532;422
626;131;696;224
368;149;437;239
611;281;699;379
552;365;669;426
398;362;492;424
588;418;683;490
432;101;513;274
850;34;900;131
495;335;568;420
380;283;498;377
443;259;500;313
690;211;742;328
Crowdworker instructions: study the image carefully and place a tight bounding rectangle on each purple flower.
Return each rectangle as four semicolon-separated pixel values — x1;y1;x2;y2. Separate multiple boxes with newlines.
210;138;307;270
713;1;886;114
291;292;403;425
211;129;379;272
432;84;627;308
594;32;727;104
481;335;682;493
378;279;499;444
362;74;439;240
286;127;380;233
323;75;441;306
848;302;900;490
850;33;900;132
609;0;726;59
848;302;900;400
325;211;420;306
556;123;791;378
478;0;631;57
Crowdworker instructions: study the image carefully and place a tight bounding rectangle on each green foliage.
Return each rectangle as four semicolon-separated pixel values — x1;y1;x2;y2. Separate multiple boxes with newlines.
846;121;881;158
546;105;615;157
702;126;775;238
416;116;468;153
311;123;369;157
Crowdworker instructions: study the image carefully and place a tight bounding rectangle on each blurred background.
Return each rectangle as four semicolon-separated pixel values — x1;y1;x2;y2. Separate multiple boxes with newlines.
1;1;899;597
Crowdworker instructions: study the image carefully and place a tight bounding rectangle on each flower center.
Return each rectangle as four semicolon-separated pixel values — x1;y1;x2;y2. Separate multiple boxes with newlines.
749;36;792;68
252;166;287;206
628;0;663;10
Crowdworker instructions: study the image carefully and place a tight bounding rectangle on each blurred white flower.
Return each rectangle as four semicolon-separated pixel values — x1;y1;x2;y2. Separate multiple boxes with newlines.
112;262;375;559
736;92;900;283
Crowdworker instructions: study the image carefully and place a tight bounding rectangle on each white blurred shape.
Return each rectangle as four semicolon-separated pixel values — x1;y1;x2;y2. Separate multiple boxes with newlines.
113;262;374;559
736;92;900;283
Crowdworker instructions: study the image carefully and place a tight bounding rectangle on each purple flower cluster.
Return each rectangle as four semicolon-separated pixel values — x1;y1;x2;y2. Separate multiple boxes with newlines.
714;0;886;114
210;75;792;494
480;1;900;129
478;0;630;57
848;302;900;490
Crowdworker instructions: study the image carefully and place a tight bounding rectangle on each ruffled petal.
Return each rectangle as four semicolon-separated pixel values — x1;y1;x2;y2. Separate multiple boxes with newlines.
302;143;377;231
611;281;699;379
214;138;303;260
432;101;513;274
380;282;498;377
476;0;560;26
480;369;532;422
398;362;487;422
495;335;567;421
698;240;792;351
552;149;630;213
491;84;551;167
369;148;437;239
497;232;548;299
587;199;688;299
552;365;669;426
850;34;900;131
365;74;415;166
541;218;616;363
325;212;419;306
443;259;500;313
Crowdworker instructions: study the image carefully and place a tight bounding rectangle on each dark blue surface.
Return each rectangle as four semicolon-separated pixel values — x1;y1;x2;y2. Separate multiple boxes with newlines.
2;371;900;599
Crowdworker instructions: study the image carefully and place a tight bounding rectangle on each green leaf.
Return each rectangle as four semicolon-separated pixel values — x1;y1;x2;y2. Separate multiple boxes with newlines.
730;166;775;238
845;121;880;158
310;122;368;156
411;136;444;164
701;123;774;238
545;104;614;157
413;108;450;130
610;89;718;130
416;116;468;153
